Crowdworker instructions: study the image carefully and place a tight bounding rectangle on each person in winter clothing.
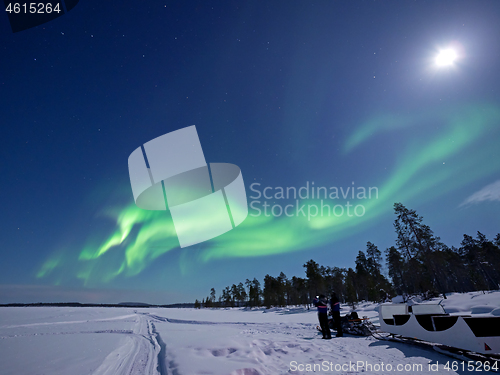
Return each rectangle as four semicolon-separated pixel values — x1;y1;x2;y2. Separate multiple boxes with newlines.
313;294;331;339
330;292;343;337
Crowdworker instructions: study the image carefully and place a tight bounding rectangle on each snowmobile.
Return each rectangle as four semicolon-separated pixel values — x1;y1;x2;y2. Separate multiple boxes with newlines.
336;311;376;336
317;311;375;336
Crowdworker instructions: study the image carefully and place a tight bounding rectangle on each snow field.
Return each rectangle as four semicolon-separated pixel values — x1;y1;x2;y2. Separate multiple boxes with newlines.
1;290;499;375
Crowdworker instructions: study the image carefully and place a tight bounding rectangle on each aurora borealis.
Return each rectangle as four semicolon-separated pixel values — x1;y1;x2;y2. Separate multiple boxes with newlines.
2;1;500;303
34;104;500;296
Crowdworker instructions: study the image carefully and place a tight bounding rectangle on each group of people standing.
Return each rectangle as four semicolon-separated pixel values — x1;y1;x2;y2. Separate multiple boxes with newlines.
313;292;343;339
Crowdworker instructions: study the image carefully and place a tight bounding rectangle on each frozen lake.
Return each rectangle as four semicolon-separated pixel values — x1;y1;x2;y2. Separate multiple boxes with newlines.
1;291;499;374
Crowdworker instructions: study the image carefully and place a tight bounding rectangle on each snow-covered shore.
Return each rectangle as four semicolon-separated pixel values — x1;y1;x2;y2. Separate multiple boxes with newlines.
1;290;499;375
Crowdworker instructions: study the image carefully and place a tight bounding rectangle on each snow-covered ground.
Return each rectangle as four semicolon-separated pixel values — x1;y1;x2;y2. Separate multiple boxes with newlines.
1;291;499;375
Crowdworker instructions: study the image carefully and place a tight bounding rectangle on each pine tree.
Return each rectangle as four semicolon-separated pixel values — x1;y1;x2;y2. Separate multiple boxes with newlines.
246;278;261;307
494;233;500;248
303;259;323;303
344;268;358;308
231;284;239;307
263;274;278;308
329;267;346;302
277;272;288;306
385;246;405;294
355;251;370;300
290;276;308;306
237;282;247;306
210;288;216;306
222;286;232;307
364;242;392;300
393;203;447;298
460;233;500;291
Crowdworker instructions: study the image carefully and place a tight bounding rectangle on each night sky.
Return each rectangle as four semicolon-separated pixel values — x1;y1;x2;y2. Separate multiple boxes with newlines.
1;0;500;304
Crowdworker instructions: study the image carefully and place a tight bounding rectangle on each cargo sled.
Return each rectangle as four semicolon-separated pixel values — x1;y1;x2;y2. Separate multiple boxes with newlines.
379;303;500;355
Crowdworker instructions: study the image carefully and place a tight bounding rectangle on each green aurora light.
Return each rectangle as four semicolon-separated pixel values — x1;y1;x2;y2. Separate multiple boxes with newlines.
37;103;500;285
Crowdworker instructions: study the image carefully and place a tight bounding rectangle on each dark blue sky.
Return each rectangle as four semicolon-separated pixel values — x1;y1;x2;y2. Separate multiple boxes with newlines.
1;0;499;304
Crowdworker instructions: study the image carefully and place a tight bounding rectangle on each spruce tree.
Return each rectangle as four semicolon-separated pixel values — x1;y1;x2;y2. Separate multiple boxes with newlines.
393;203;447;298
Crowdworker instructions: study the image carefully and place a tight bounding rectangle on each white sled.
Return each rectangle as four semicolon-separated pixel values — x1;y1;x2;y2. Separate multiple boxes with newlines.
379;303;500;355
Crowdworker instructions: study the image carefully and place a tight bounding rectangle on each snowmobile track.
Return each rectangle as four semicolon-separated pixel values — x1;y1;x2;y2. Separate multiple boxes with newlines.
92;313;165;375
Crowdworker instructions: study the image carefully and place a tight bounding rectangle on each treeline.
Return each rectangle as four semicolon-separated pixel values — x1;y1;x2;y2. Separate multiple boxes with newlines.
195;203;500;308
0;302;195;308
387;203;500;297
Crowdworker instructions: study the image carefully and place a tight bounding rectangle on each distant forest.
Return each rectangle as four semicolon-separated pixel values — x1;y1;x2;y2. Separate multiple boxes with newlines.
195;203;500;309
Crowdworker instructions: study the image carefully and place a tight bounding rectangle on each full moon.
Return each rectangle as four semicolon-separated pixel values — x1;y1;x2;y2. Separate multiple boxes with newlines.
435;48;458;67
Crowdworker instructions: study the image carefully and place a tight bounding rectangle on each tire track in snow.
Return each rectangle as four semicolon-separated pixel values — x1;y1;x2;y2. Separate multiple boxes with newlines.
0;329;133;339
139;312;180;375
92;314;163;375
0;314;137;329
150;323;168;375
